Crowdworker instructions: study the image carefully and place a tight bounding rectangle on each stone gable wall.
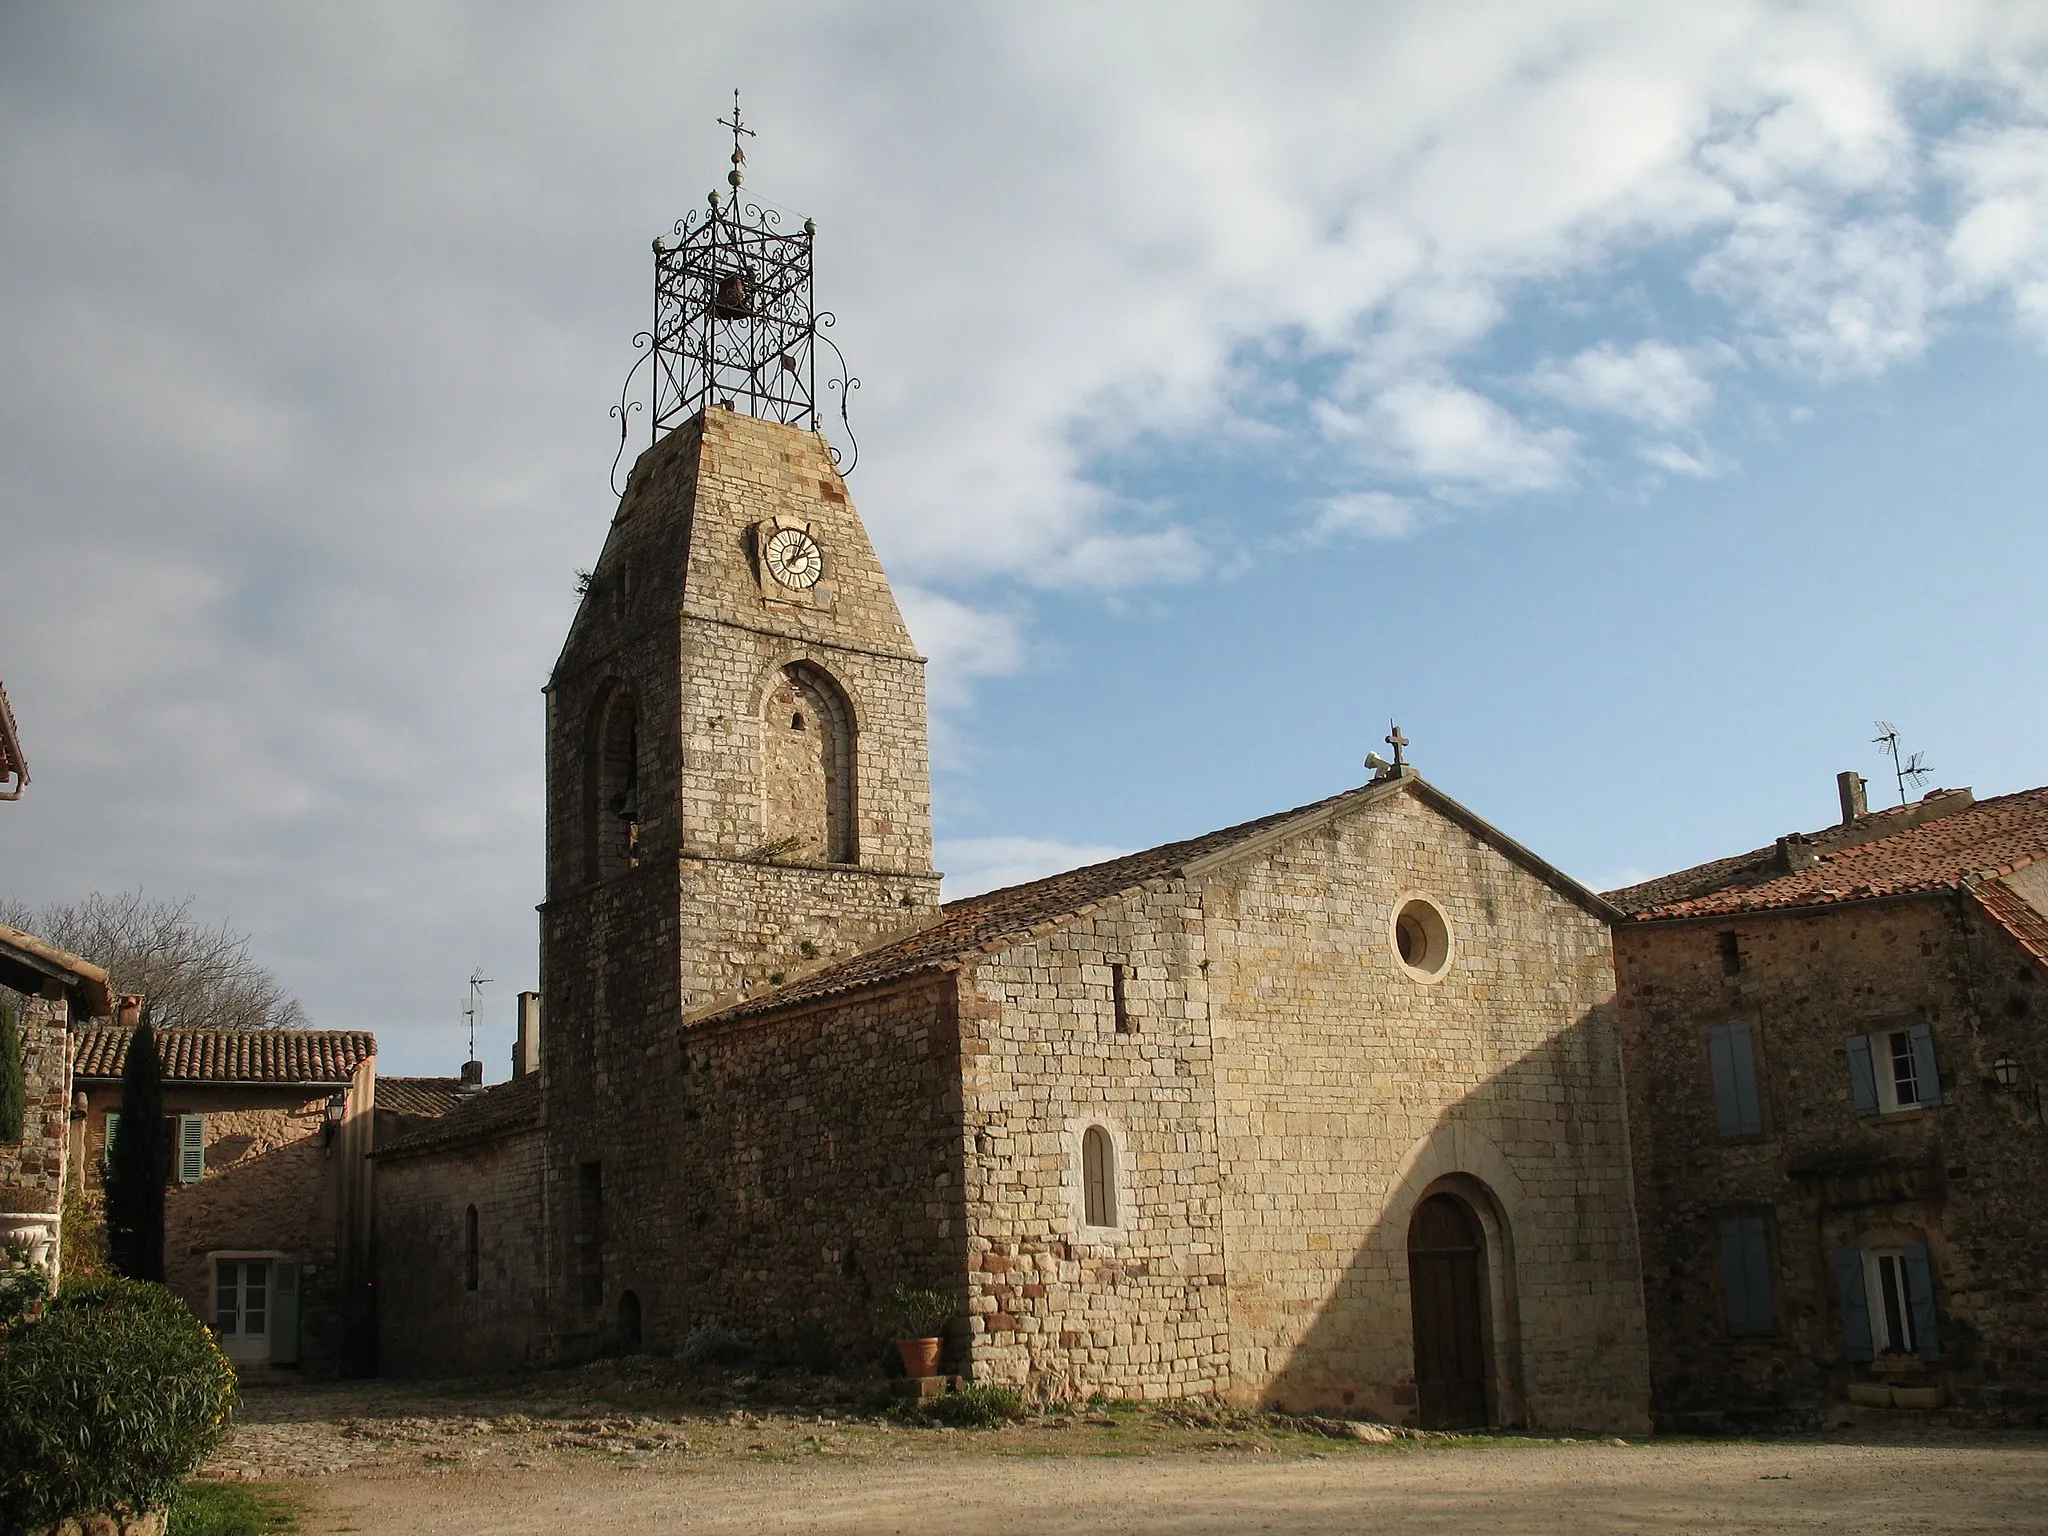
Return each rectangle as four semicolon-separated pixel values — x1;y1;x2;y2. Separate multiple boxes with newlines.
1616;889;2048;1427
1202;791;1647;1432
374;1127;545;1376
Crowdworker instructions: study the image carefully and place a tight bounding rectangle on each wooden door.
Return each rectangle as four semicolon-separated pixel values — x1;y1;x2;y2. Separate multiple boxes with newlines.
1408;1194;1489;1429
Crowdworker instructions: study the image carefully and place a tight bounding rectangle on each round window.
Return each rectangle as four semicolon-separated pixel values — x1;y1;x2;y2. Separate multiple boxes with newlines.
1392;897;1453;980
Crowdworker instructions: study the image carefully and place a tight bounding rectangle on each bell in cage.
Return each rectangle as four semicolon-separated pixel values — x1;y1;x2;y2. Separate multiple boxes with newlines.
711;269;754;319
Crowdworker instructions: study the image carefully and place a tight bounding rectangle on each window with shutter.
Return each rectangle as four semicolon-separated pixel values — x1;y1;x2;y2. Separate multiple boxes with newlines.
177;1114;205;1184
1707;1022;1764;1139
1845;1035;1879;1116
1081;1126;1117;1228
1835;1246;1874;1362
270;1260;301;1365
102;1111;121;1170
1718;1213;1775;1336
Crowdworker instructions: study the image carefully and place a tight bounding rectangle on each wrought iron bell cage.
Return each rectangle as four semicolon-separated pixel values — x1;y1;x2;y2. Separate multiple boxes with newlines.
612;184;859;494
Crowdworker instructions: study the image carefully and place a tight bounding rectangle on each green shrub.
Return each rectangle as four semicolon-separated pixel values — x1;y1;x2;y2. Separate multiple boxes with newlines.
0;1275;236;1536
885;1285;955;1337
903;1383;1027;1429
0;1241;50;1329
0;999;24;1143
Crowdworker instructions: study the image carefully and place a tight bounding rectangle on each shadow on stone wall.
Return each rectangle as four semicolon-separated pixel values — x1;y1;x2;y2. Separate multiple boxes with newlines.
1258;1008;1651;1434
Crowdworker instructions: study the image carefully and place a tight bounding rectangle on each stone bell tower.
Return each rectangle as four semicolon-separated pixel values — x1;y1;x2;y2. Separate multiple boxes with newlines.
536;107;940;1348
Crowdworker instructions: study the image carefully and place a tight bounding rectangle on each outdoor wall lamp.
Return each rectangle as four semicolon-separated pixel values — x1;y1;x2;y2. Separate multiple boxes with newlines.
1991;1055;2041;1117
321;1092;346;1142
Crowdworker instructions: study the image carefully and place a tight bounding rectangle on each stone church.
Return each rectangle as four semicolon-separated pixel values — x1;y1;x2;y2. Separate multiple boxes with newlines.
374;154;1652;1432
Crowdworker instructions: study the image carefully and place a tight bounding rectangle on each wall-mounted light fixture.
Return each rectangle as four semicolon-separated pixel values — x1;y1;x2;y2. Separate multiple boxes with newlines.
1992;1055;2041;1118
321;1092;347;1142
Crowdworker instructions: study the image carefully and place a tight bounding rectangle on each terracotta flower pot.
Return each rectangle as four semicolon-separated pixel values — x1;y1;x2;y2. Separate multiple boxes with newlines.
896;1336;943;1378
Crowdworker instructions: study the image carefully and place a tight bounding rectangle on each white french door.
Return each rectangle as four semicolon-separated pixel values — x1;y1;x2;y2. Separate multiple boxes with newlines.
215;1259;271;1363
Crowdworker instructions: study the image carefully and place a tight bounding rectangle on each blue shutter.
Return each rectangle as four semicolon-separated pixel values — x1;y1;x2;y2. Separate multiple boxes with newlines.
1728;1023;1762;1136
1719;1215;1775;1335
177;1114;205;1184
1846;1035;1878;1116
1836;1247;1874;1362
270;1260;301;1365
1709;1026;1743;1139
1904;1243;1942;1361
1907;1024;1943;1107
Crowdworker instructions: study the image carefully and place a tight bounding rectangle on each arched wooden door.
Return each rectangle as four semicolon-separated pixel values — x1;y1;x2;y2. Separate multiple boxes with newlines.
1408;1193;1490;1429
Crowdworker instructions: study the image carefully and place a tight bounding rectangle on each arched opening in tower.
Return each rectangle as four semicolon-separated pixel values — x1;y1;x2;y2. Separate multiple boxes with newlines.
761;662;856;864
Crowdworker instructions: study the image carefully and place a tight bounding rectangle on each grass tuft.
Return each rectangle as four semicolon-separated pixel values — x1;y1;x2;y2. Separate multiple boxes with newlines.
169;1481;301;1536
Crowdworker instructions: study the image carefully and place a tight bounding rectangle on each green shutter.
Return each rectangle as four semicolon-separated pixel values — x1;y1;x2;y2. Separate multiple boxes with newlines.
177;1114;205;1184
270;1260;301;1365
102;1111;121;1173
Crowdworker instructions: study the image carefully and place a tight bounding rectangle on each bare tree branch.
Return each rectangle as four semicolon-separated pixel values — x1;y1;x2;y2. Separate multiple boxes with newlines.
0;891;308;1029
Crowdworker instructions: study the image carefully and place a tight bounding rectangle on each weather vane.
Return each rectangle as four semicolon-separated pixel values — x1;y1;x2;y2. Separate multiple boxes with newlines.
717;88;753;191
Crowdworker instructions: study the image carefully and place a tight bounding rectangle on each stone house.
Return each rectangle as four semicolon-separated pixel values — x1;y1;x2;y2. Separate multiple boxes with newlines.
1608;775;2048;1428
0;922;113;1282
370;396;1653;1430
68;1021;378;1376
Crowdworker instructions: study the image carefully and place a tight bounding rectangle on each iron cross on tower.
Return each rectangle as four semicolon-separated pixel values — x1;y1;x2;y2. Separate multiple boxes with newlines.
718;89;754;191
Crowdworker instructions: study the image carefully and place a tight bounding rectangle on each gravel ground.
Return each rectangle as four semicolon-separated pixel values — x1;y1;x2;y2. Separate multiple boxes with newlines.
203;1368;2048;1535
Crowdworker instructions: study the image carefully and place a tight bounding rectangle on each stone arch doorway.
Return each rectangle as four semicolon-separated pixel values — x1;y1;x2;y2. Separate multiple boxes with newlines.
1408;1192;1490;1428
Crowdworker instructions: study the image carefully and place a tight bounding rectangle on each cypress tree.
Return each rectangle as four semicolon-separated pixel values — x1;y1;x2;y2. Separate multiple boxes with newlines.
0;1000;23;1142
105;1014;167;1282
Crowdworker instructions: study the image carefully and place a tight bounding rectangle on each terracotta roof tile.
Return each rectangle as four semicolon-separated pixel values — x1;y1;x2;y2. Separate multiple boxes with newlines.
1972;878;2048;974
72;1025;375;1083
376;1077;469;1118
1619;785;2048;922
372;1073;540;1159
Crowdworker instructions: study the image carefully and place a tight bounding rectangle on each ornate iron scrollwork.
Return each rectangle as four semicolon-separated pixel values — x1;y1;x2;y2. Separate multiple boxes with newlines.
610;119;859;494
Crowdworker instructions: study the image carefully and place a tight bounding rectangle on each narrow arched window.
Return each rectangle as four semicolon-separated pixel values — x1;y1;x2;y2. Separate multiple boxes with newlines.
583;684;640;882
1082;1126;1117;1228
463;1204;479;1291
760;662;857;864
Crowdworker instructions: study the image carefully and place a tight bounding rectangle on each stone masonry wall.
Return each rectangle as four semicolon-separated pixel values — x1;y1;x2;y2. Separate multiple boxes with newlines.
958;883;1232;1401
1616;888;2048;1427
548;975;964;1368
0;994;71;1281
1203;790;1648;1432
73;1085;349;1376
374;1128;546;1377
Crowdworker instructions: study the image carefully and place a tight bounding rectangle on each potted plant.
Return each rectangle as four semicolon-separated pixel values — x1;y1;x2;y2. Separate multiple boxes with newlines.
887;1285;955;1379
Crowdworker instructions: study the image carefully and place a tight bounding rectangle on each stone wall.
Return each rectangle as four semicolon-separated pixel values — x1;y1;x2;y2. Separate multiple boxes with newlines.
374;1127;546;1376
958;884;1233;1401
544;974;964;1367
71;1084;353;1376
951;785;1650;1430
1617;887;2048;1426
0;994;71;1282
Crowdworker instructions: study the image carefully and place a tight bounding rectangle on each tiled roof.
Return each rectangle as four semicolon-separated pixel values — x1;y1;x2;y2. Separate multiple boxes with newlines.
72;1025;375;1083
689;789;1359;1028
377;1077;469;1118
1972;878;2048;974
0;922;114;1017
0;677;25;794
373;1073;540;1159
690;772;1615;1030
1617;785;2048;922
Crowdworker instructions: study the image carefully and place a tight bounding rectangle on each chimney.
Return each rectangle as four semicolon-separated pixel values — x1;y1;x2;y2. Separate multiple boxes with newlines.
1838;770;1868;825
512;991;541;1079
460;1059;484;1091
115;995;142;1030
1775;832;1821;873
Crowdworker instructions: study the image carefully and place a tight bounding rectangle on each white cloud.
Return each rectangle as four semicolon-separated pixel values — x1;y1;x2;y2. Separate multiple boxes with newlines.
1529;340;1724;431
1308;491;1435;542
936;836;1130;901
1321;381;1576;496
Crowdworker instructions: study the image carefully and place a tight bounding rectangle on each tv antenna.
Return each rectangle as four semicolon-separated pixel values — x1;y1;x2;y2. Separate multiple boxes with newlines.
464;969;492;1063
1872;721;1931;807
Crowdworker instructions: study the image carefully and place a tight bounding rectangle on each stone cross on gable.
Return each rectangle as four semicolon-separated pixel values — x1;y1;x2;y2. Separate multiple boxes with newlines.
1386;723;1408;772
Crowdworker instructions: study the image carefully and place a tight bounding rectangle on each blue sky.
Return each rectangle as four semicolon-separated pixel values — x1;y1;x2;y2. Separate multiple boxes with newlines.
3;3;2047;1075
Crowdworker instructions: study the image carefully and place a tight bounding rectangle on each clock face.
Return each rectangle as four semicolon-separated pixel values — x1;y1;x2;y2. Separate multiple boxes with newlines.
762;526;824;590
761;528;823;593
